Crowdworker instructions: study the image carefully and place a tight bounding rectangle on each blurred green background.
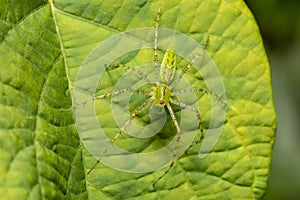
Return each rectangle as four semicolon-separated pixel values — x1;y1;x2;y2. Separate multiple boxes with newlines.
245;0;300;199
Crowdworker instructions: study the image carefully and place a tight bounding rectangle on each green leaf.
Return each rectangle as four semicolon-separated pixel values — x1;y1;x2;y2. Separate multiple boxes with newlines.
0;0;276;200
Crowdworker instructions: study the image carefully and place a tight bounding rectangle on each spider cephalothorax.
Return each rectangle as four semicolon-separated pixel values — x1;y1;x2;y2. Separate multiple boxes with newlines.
152;84;172;107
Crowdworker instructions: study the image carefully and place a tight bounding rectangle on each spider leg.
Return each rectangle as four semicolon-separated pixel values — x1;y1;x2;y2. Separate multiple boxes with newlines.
131;67;154;87
166;103;181;135
172;87;226;107
109;97;154;143
152;161;174;190
118;97;154;140
152;104;183;189
152;98;203;190
170;36;209;89
105;63;154;87
172;87;208;96
87;95;154;175
95;88;150;99
169;99;203;140
63;88;149;112
154;6;160;84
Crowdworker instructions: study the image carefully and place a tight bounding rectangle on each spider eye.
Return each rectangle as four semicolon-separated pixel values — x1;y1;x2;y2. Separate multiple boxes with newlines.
160;99;165;104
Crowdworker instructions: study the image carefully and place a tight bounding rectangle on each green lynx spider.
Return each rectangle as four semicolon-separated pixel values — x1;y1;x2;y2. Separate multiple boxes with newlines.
87;6;212;188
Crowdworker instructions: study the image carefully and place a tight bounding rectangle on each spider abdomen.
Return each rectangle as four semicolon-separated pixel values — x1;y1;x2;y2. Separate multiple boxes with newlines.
160;45;176;83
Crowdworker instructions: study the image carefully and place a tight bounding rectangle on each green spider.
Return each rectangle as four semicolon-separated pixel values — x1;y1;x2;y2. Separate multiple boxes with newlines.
87;6;212;187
